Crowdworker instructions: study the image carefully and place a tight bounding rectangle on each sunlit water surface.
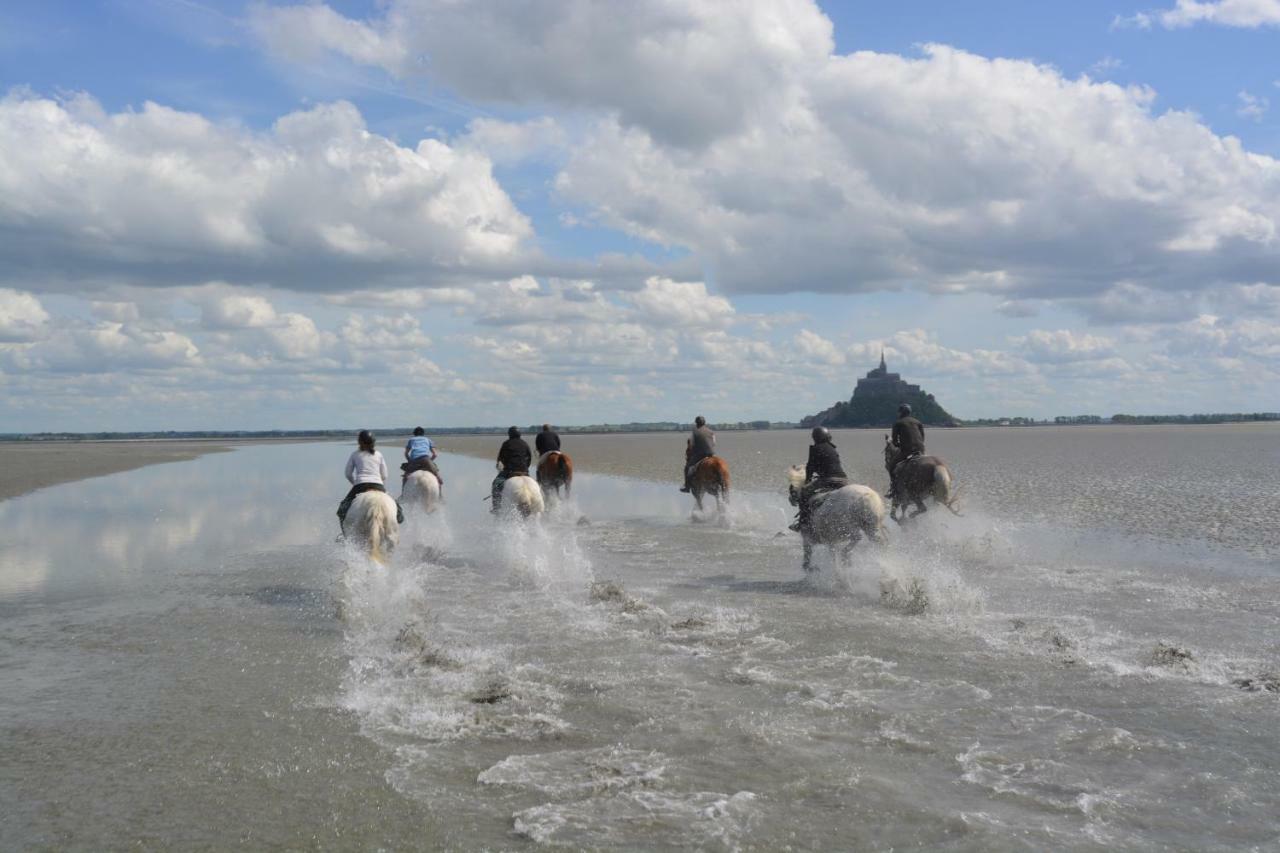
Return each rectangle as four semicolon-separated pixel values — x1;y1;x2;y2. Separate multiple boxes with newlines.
2;427;1278;850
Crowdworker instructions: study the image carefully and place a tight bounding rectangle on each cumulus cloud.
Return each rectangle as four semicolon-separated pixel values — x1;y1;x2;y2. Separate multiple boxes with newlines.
0;289;50;342
1237;90;1270;120
0;92;531;292
255;2;1280;304
626;277;735;328
251;0;834;149
462;117;568;165
1155;0;1280;28
1011;329;1117;363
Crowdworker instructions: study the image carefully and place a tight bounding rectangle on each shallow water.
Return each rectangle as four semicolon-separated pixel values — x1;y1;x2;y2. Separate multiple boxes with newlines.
2;427;1279;850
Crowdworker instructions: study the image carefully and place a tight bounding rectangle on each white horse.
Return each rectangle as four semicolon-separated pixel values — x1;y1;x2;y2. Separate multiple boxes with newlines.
787;466;888;573
401;470;441;515
499;475;545;519
342;490;400;564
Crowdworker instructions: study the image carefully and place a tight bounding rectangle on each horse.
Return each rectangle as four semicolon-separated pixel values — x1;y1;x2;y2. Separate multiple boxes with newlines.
883;436;961;523
536;451;573;502
499;474;545;519
341;490;400;564
690;455;730;514
787;466;887;573
400;470;441;515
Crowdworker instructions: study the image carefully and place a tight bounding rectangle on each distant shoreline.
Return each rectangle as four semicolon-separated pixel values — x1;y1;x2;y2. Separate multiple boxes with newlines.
3;414;1278;444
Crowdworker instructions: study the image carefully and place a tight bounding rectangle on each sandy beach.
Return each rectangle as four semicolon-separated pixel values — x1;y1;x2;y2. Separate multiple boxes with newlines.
0;441;238;503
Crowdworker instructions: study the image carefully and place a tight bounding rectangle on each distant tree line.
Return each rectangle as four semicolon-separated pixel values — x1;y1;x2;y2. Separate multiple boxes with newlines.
1;421;803;442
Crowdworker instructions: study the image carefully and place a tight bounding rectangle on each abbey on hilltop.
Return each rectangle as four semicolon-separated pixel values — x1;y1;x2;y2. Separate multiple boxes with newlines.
801;351;958;428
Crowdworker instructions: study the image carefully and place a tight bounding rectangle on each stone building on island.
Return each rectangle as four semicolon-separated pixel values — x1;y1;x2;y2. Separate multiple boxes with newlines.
801;351;958;428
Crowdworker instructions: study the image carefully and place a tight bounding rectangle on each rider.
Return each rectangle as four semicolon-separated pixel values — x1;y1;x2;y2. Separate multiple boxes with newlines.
888;403;926;499
789;426;849;533
535;423;561;456
491;426;533;513
679;416;716;493
401;426;443;497
337;430;403;533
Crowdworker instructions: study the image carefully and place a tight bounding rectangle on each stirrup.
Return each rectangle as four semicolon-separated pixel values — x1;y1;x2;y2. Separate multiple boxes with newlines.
679;486;690;493
788;521;802;533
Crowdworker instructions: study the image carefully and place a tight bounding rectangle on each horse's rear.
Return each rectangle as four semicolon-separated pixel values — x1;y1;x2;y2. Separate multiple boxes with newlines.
536;451;573;499
892;455;961;521
501;475;546;519
692;456;730;512
401;470;441;514
344;491;400;563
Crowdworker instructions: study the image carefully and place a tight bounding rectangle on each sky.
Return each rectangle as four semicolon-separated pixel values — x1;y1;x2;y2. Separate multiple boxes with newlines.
0;0;1277;431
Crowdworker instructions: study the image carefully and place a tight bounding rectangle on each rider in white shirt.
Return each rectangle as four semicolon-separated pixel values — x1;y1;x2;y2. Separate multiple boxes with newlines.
336;430;401;532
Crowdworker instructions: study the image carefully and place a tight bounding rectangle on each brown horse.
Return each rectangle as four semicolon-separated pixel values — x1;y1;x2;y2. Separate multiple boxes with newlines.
536;451;573;501
690;456;730;514
883;436;961;523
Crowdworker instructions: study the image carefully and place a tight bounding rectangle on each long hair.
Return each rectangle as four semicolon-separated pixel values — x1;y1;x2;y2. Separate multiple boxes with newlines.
358;429;376;454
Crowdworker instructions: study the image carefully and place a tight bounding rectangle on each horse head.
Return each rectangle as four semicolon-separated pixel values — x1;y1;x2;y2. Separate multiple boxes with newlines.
787;465;806;506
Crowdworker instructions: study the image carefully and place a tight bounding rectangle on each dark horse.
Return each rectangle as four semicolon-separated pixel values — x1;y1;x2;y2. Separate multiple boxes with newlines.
690;456;730;515
883;435;961;523
536;451;573;502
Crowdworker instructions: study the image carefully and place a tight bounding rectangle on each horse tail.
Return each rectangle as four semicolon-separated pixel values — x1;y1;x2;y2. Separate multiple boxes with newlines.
367;499;388;564
934;466;963;515
557;453;572;497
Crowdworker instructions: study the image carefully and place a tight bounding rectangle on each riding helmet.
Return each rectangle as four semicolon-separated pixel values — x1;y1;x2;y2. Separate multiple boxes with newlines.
898;403;912;417
358;429;375;448
811;426;831;443
508;426;521;439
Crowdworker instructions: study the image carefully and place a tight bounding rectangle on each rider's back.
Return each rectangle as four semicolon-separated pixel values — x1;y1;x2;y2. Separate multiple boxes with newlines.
690;425;716;459
346;449;387;484
892;416;925;455
806;441;846;481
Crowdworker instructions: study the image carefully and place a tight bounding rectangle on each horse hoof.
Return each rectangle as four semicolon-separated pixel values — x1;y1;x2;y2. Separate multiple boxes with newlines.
577;516;591;527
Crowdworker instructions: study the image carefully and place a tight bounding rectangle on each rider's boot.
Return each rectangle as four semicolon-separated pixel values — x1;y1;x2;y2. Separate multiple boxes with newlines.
679;471;691;493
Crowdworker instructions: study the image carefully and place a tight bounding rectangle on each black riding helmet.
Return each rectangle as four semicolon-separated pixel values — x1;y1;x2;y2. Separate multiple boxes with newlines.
898;403;912;417
357;429;375;450
811;426;832;444
508;426;521;439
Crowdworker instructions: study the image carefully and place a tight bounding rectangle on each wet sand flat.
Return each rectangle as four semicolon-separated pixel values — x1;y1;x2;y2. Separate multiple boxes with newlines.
0;441;235;502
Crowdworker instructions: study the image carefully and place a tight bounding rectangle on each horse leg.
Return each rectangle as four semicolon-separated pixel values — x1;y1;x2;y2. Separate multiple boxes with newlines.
908;497;927;519
802;538;815;573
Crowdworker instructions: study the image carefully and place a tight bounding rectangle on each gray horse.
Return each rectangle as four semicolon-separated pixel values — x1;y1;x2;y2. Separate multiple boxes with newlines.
883;436;961;523
788;466;887;572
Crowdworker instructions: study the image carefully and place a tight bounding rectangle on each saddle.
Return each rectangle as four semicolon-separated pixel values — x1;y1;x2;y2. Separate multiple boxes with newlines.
807;478;848;510
891;451;923;477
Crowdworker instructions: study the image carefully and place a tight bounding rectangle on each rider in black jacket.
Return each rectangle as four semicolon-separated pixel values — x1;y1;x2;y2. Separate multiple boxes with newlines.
790;426;849;533
491;426;533;513
888;404;925;499
535;423;561;455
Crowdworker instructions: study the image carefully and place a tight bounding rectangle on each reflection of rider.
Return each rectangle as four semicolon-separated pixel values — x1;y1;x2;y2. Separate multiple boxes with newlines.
679;416;716;493
888;403;926;499
535;423;561;456
491;426;533;513
336;430;403;533
400;426;443;497
790;426;849;533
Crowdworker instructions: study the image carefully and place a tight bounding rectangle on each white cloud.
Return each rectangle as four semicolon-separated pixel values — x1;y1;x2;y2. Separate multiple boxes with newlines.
1011;329;1117;363
251;0;834;149
200;292;279;329
462;117;568;165
0;289;50;342
338;313;431;350
626;277;735;328
1156;0;1280;28
1237;90;1270;120
258;3;1280;304
0;93;531;291
795;329;846;365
